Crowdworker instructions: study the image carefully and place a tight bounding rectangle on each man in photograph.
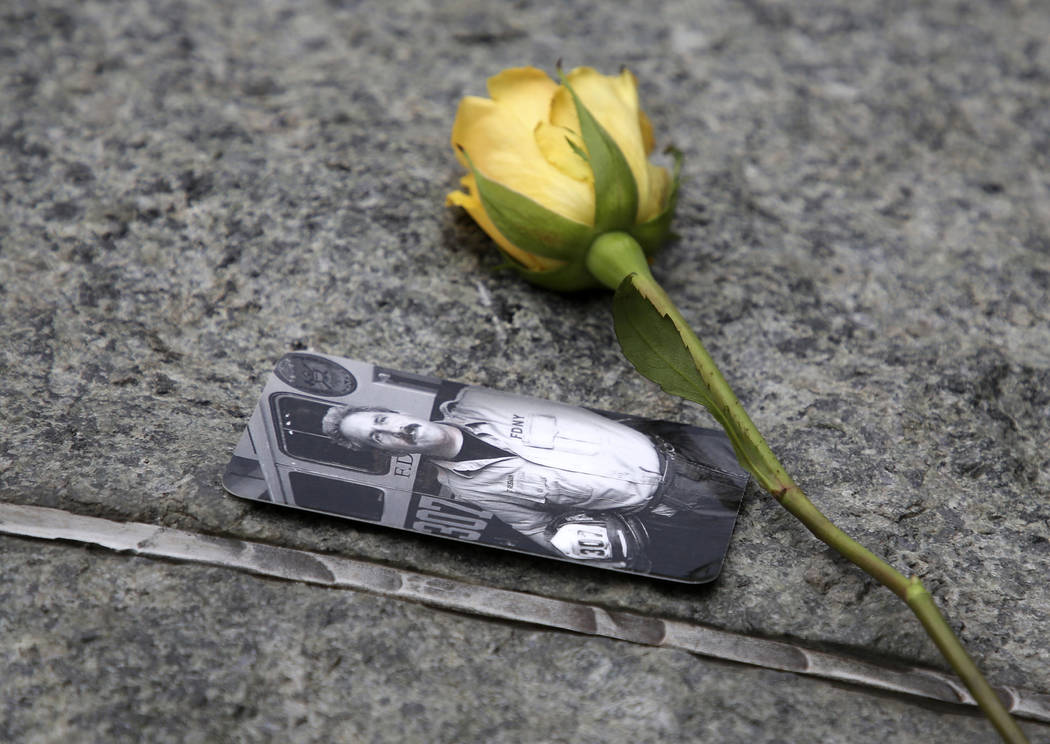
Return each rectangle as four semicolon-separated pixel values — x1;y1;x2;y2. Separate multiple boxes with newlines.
322;386;746;570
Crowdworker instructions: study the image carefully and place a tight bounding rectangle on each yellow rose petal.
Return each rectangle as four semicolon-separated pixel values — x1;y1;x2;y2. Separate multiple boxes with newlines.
638;108;655;156
534;121;591;182
451;93;593;224
638;161;671;223
486;67;560;132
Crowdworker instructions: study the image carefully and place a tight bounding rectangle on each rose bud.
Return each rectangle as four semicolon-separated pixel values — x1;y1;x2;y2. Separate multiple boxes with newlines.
447;66;680;291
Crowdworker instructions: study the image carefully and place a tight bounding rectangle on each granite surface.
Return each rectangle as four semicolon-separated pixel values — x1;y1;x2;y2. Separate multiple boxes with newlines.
2;0;1049;741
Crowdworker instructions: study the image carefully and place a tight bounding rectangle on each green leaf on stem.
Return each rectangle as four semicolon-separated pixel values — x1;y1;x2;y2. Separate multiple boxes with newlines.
612;274;772;488
612;275;716;409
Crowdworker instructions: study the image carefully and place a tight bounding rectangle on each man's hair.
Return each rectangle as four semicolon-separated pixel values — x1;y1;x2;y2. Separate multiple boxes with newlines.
322;405;397;451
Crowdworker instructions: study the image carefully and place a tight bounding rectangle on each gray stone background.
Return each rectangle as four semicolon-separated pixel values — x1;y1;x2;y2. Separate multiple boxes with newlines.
2;0;1048;741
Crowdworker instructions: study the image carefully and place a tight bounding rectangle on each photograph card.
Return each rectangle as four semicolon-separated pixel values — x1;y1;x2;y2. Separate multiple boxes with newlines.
222;352;750;583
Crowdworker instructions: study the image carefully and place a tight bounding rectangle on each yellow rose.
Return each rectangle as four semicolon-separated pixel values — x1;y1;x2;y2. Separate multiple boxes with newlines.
446;66;680;291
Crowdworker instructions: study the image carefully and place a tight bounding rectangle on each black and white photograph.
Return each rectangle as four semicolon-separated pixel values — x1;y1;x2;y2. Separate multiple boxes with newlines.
224;352;750;582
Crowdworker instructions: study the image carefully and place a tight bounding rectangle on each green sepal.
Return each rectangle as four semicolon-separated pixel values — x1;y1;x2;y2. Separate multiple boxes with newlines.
565;136;589;164
461;148;595;262
630;146;683;258
612;274;770;483
501;249;601;291
560;72;639;233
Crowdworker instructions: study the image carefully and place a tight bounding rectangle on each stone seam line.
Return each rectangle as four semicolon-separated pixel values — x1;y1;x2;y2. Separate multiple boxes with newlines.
1;502;1046;723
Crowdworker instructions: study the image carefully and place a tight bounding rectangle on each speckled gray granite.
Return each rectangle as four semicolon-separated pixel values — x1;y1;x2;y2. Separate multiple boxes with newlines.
1;0;1048;741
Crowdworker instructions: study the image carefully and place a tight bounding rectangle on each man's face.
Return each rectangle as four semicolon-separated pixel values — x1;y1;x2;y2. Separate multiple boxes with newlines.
339;411;454;455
